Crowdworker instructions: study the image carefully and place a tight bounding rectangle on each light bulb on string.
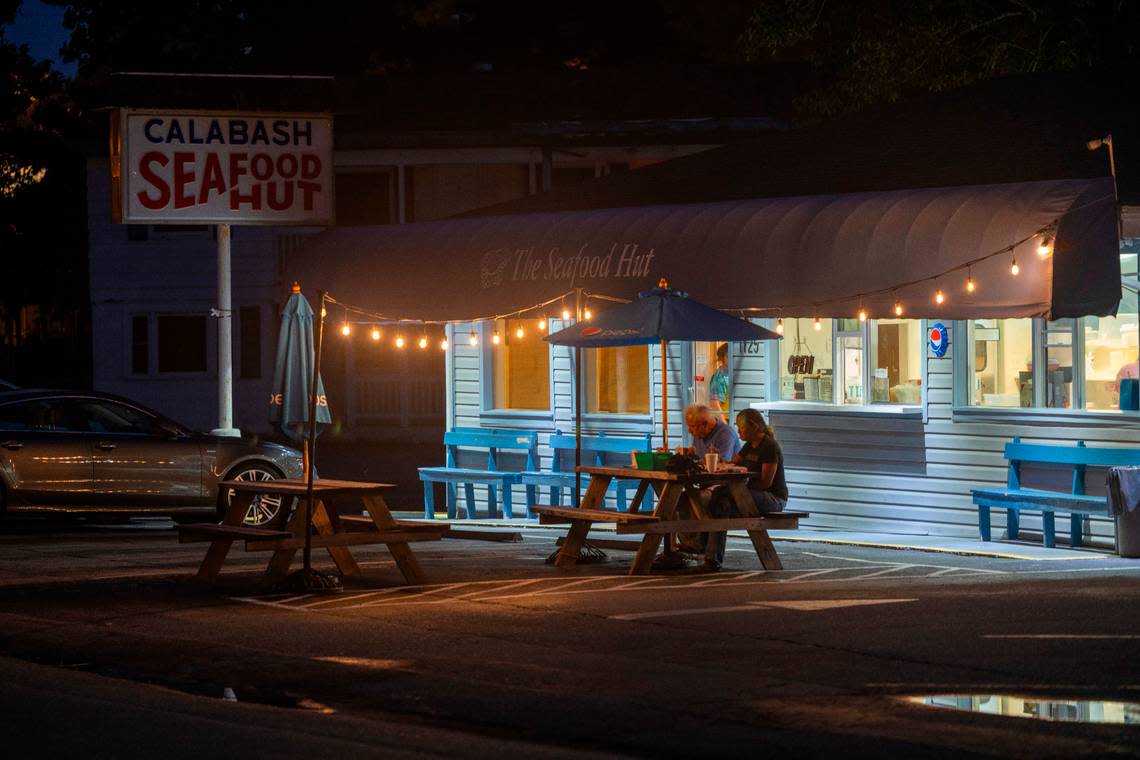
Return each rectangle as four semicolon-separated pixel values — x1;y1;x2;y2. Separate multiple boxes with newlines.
1037;234;1054;257
1010;255;1020;276
584;307;592;320
775;318;784;335
966;272;976;293
562;306;571;321
440;337;448;351
813;316;822;331
341;322;351;337
370;325;381;341
935;289;945;305
538;317;547;331
395;334;406;349
492;331;501;345
515;323;525;339
894;300;904;317
858;306;867;322
418;335;428;349
468;331;478;346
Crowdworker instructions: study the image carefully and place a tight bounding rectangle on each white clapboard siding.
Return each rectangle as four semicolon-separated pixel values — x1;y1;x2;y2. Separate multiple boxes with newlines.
719;330;1131;545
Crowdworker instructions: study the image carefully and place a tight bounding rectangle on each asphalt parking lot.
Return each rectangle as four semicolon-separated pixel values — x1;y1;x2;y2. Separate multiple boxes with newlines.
2;517;1139;758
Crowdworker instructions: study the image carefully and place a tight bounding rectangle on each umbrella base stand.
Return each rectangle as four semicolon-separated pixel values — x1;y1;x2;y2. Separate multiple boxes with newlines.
546;541;608;564
275;567;343;593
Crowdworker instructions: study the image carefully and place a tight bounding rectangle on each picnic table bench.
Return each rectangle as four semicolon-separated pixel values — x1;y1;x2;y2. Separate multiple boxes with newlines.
971;438;1140;548
419;428;539;520
519;431;653;512
535;466;807;575
179;478;447;586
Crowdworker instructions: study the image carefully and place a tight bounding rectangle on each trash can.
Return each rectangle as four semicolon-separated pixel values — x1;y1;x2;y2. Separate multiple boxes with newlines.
1106;467;1140;558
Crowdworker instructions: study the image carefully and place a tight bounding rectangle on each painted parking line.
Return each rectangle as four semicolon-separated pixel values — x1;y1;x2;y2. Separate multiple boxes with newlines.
610;598;919;621
231;561;1005;611
984;634;1140;640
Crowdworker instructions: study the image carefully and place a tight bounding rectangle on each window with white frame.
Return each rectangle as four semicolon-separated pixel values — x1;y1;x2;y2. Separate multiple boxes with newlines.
488;317;550;411
965;249;1139;412
776;317;924;405
585;345;651;415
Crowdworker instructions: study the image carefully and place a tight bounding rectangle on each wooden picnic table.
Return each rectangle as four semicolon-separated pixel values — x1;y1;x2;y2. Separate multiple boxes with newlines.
178;478;447;586
534;466;806;574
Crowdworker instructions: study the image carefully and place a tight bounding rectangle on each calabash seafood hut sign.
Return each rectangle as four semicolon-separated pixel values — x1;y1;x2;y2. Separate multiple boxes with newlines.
110;109;334;225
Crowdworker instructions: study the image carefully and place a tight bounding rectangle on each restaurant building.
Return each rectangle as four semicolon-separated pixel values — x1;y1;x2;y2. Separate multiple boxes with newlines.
287;70;1139;547
88;68;1138;547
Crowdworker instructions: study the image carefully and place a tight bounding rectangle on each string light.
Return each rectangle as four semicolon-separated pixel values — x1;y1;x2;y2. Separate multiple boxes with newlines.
858;307;867;322
813;316;822;331
468;331;478;346
370;325;381;341
1037;234;1054;257
395;334;406;349
894;301;904;316
1010;255;1020;276
418;335;428;349
440;337;449;350
584;308;592;320
515;323;525;339
562;306;571;320
538;318;547;331
492;331;501;345
966;272;976;293
341;322;351;336
775;318;784;335
935;289;945;305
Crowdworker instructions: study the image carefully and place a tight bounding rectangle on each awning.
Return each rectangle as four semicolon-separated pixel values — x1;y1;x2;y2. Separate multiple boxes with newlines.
287;177;1119;322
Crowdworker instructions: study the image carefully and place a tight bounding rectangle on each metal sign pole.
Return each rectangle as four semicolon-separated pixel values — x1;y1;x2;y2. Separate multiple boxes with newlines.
212;223;239;437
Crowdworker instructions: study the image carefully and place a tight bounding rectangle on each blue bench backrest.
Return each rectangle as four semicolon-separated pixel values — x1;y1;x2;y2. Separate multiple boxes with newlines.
443;427;539;471
547;430;653;471
1003;437;1140;494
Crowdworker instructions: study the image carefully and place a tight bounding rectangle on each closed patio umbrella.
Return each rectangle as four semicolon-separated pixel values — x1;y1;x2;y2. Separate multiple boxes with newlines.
269;283;333;589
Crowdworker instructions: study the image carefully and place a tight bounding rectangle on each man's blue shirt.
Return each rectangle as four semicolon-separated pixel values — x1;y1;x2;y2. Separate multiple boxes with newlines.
693;419;741;460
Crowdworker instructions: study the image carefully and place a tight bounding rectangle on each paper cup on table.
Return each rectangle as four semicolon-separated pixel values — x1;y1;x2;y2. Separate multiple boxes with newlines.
704;452;719;472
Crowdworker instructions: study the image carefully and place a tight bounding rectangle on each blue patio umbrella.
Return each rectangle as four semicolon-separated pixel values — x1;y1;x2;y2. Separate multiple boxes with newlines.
546;279;780;504
269;283;333;588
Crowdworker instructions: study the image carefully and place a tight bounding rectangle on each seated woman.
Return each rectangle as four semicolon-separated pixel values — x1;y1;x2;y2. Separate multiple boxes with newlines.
701;408;788;572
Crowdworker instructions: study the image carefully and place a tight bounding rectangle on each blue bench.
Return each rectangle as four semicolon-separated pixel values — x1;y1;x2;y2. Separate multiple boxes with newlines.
520;431;653;512
419;428;539;520
971;438;1140;548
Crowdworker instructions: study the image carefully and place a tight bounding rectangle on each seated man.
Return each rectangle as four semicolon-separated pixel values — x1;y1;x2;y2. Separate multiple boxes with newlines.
683;403;741;461
700;408;788;572
677;404;742;555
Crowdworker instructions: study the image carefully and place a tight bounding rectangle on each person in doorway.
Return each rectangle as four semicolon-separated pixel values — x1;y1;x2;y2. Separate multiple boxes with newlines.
700;408;788;572
708;343;730;422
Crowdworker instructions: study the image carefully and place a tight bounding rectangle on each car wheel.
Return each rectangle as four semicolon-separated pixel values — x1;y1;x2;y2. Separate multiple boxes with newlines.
219;463;292;528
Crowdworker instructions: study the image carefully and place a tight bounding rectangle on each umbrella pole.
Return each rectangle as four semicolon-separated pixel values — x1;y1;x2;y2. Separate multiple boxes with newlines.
574;288;583;508
661;338;668;448
304;290;326;574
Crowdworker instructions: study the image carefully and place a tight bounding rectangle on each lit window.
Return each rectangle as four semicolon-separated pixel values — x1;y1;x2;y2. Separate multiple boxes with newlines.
777;317;922;405
489;318;549;411
968;319;1033;407
585;345;650;414
964;249;1140;412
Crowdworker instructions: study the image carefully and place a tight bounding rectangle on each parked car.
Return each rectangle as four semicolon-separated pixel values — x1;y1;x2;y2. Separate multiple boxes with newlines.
0;389;304;526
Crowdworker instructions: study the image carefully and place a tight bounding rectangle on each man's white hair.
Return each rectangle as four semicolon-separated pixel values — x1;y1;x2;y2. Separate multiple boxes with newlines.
684;404;714;424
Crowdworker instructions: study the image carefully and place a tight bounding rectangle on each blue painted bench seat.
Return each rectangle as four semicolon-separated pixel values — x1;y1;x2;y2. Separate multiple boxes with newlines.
971;438;1140;548
419;428;539;520
520;431;653;512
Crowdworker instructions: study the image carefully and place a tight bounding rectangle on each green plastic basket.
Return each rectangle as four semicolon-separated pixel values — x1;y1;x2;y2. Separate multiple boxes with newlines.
634;451;671;470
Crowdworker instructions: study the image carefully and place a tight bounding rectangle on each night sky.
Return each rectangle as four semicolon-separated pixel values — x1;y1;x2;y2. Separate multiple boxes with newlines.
5;0;75;77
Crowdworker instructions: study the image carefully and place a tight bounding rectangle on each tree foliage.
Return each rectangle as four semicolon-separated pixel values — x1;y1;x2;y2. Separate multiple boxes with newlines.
739;0;1140;118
